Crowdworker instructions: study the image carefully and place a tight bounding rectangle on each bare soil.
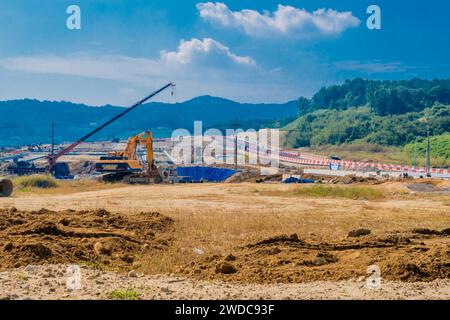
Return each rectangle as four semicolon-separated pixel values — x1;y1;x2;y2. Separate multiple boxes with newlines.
1;264;449;300
0;208;174;271
0;182;448;299
183;231;450;283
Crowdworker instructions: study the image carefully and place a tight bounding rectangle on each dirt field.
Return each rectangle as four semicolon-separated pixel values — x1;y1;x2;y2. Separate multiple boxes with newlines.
185;230;449;283
0;181;449;299
1;265;449;300
0;208;174;271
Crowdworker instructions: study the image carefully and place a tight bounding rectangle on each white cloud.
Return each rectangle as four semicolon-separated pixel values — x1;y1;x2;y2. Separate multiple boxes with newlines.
196;2;360;39
161;38;256;66
0;55;162;83
0;38;256;84
333;60;407;74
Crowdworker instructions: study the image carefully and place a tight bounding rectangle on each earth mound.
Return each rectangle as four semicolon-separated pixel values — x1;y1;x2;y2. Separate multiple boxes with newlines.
182;230;449;283
0;208;174;270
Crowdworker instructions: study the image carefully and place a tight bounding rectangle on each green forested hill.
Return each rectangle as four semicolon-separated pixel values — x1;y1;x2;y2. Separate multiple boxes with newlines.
283;79;450;153
297;78;450;116
283;104;450;147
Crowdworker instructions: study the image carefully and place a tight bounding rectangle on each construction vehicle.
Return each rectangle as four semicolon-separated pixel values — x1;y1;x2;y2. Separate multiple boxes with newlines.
0;177;13;197
44;82;175;177
6;156;48;176
95;131;162;184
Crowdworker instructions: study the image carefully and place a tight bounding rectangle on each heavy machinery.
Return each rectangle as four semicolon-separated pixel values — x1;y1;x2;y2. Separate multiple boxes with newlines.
6;156;47;176
95;131;162;184
45;82;175;177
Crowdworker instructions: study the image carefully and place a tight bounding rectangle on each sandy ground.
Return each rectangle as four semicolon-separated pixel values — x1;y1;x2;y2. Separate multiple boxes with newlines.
1;264;449;300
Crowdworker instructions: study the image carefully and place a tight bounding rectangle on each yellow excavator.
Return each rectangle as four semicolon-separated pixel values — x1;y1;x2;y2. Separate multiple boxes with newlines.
95;131;162;184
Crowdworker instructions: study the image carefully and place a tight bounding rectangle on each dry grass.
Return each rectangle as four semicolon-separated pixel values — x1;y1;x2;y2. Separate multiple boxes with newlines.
13;175;58;191
309;144;407;163
258;184;385;200
308;144;449;167
1;182;449;274
11;178;125;195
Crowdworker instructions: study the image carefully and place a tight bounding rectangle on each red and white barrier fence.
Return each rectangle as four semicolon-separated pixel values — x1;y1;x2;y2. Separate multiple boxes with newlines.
279;151;450;175
210;136;450;176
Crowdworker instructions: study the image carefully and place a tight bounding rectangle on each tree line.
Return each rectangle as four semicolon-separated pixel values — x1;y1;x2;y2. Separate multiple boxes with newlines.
283;78;450;149
297;78;450;116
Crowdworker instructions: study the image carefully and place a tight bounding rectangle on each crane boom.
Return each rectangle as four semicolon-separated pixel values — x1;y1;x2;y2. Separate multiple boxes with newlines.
48;82;175;171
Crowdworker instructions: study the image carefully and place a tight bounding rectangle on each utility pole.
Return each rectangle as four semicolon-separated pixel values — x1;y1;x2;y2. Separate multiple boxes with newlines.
233;117;239;170
51;119;55;156
426;117;431;177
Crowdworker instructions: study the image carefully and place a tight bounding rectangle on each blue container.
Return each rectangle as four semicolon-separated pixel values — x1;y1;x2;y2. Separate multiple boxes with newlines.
176;166;237;183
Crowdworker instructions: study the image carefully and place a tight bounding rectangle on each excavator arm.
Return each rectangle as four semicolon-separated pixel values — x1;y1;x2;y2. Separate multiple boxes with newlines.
122;133;142;161
145;131;154;174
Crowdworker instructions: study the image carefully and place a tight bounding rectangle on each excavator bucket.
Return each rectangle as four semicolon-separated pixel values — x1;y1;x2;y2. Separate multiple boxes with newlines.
0;177;13;197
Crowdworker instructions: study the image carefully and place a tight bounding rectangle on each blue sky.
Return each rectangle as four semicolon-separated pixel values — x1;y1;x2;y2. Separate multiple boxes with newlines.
0;0;449;105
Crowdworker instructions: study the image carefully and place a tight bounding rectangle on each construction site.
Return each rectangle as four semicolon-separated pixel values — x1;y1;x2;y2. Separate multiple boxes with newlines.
0;83;449;300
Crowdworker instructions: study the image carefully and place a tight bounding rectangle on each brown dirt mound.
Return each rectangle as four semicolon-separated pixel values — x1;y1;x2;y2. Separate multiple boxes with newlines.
328;175;382;185
407;183;449;193
182;231;449;284
0;207;174;270
69;161;97;176
223;166;282;183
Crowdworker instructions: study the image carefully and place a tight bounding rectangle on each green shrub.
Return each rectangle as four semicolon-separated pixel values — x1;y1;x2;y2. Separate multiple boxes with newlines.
404;133;450;166
293;185;384;200
109;288;140;300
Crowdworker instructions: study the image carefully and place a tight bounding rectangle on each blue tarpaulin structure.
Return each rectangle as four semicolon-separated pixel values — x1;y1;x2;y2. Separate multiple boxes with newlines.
282;177;315;184
176;166;237;182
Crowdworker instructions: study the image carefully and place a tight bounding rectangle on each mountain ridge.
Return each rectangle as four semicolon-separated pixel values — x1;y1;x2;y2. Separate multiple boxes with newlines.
0;96;297;147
